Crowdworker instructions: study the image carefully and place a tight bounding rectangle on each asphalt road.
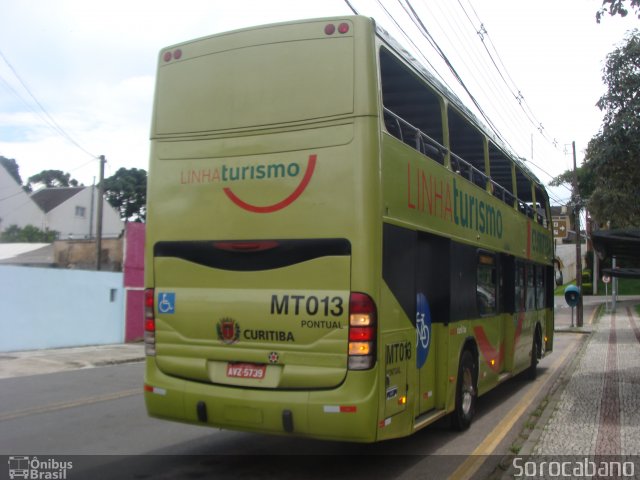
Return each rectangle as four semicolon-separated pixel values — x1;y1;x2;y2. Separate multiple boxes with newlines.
0;309;590;480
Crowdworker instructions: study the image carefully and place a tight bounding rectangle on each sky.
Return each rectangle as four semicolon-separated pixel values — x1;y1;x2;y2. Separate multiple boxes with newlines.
0;0;638;205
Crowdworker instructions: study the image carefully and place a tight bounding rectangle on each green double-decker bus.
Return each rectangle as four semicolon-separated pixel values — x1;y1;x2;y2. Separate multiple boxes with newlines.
143;15;554;442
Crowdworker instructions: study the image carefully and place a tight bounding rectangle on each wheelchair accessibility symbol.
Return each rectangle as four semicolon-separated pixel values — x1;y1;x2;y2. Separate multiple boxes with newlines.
158;292;176;314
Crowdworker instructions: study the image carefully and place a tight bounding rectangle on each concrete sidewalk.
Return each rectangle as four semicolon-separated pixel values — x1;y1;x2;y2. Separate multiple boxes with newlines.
509;296;640;467
0;342;145;379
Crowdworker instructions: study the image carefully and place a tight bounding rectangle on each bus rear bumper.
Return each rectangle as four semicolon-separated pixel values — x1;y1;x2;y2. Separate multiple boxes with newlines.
144;358;379;443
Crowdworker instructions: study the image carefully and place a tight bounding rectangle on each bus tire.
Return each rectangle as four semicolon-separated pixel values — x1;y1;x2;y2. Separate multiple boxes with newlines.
527;328;542;381
451;349;477;431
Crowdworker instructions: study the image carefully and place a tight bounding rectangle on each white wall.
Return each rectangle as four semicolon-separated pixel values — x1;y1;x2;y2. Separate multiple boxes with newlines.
45;187;124;239
0;266;124;352
0;166;44;232
555;243;588;285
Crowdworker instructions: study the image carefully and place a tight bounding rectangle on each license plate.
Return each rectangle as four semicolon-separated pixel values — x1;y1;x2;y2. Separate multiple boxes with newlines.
226;363;266;379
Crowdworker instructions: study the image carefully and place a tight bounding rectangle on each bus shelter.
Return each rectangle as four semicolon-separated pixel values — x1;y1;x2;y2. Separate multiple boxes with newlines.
592;229;640;278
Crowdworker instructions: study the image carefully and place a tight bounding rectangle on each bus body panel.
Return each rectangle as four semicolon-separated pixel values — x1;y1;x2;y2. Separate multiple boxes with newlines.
145;358;380;442
152;255;351;389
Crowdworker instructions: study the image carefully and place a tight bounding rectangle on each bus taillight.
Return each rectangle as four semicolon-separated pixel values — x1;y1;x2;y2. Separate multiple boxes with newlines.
144;288;156;356
324;22;350;36
348;292;377;370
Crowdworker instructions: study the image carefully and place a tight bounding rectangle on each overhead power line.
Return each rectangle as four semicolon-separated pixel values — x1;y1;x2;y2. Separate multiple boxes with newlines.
456;0;554;146
0;49;98;161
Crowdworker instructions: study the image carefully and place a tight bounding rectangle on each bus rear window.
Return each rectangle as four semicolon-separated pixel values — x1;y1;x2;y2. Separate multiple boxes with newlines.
154;37;354;135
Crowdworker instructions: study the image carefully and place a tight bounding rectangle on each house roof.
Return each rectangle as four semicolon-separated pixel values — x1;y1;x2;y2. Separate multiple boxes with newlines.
0;243;50;260
31;187;84;213
0;243;53;266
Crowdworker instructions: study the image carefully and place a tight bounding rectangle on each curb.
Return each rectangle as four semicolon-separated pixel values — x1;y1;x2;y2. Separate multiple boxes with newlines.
492;316;596;479
93;357;146;367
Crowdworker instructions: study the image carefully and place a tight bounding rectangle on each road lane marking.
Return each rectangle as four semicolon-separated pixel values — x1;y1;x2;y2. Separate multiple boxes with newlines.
448;338;578;480
0;388;140;422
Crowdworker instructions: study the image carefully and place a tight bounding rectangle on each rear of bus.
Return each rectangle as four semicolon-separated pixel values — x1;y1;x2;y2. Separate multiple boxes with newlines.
143;17;383;442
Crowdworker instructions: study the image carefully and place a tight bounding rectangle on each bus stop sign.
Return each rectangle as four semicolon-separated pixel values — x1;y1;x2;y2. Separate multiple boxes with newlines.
564;285;580;308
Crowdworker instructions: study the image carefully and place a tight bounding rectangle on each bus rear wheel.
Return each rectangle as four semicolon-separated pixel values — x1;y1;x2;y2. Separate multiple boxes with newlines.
527;328;542;380
451;349;477;431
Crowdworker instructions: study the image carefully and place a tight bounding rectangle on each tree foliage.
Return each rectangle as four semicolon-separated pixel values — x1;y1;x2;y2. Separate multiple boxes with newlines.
27;169;80;192
0;156;23;186
584;30;640;227
549;165;596;200
0;224;58;243
103;167;147;222
597;0;640;22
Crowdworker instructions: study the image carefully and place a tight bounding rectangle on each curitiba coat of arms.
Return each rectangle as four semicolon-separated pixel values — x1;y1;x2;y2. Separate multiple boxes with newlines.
217;318;241;344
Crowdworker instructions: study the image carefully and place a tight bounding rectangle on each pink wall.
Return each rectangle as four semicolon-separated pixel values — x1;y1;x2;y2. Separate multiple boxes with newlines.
124;222;145;287
124;223;145;341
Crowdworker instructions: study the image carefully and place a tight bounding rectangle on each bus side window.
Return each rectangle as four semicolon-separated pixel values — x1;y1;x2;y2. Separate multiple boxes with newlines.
534;185;549;227
489;143;517;209
384;111;403;142
536;265;545;310
449;107;487;190
477;253;496;316
515;262;526;312
380;47;444;165
515;167;535;220
526;264;536;311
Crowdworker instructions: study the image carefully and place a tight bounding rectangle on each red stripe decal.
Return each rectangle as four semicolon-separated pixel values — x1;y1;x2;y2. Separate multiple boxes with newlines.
473;326;504;373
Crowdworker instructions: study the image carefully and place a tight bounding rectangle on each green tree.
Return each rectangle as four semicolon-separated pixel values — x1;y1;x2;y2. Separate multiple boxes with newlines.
549;165;596;200
103;167;147;222
597;0;640;22
584;30;640;227
27;169;80;191
0;224;58;243
0;156;23;186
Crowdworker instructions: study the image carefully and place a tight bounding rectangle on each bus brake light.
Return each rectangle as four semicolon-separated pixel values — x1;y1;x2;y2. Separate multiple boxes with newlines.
144;289;156;356
163;49;183;63
349;327;374;341
324;23;350;36
213;241;279;252
348;293;377;370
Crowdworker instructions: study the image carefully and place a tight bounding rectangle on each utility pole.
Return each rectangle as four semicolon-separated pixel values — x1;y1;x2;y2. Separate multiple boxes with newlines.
88;176;95;239
572;142;583;327
96;155;106;271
